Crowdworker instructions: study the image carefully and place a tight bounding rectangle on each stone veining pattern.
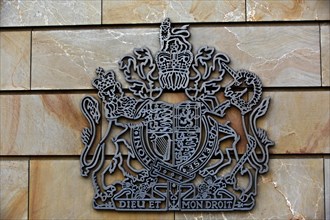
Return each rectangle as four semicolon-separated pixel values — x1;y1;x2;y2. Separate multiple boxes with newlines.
0;0;101;26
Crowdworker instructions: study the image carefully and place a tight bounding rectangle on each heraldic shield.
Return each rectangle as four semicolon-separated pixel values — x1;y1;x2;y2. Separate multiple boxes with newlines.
80;18;274;211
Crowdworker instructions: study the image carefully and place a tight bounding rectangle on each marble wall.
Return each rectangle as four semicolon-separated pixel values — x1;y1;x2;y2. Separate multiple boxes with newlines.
0;0;329;219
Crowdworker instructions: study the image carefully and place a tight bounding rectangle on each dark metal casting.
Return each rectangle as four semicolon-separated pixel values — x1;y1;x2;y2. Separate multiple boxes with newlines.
80;18;274;211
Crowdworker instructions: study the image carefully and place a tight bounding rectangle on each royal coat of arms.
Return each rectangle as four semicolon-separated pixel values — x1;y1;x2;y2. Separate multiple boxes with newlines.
80;18;274;211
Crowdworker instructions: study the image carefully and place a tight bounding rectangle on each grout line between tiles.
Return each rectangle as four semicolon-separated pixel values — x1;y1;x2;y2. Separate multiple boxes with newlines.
0;154;327;159
319;23;323;87
323;156;325;219
101;0;103;25
1;86;329;95
29;29;33;90
27;157;30;220
0;20;324;31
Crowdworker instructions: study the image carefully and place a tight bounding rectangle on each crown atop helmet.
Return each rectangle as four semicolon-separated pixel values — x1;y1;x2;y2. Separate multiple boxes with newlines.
156;18;193;91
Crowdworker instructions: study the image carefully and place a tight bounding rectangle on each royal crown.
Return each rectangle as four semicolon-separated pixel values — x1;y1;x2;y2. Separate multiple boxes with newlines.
156;18;193;90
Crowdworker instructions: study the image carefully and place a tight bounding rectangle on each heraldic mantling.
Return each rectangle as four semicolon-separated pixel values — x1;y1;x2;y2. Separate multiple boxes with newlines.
80;18;274;211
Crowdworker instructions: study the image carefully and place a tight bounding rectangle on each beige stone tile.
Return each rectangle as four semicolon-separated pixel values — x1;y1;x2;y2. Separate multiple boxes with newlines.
260;91;330;154
31;28;159;90
321;23;330;86
200;25;321;87
29;159;174;219
0;158;29;219
247;0;330;21
0;0;101;27
31;24;320;90
325;157;330;219
0;31;30;90
103;0;245;24
202;24;321;87
0;93;96;155
176;158;324;219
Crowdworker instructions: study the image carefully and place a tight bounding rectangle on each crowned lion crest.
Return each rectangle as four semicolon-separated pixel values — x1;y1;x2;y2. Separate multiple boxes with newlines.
80;18;274;211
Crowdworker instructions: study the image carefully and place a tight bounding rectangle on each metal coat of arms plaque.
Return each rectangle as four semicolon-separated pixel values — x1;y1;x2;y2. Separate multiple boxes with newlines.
80;18;274;211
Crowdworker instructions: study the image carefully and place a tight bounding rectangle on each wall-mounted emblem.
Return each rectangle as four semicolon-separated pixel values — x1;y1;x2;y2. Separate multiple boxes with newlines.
80;18;274;211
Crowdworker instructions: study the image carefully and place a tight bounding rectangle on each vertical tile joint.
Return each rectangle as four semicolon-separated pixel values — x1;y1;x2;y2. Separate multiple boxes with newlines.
29;29;33;90
101;0;103;25
27;157;30;220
